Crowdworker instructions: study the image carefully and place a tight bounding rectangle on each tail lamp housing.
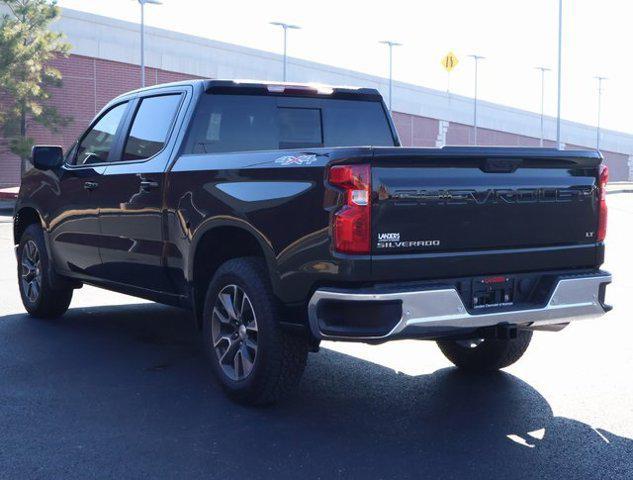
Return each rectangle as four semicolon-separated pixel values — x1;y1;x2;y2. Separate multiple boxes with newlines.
328;164;371;254
597;164;608;242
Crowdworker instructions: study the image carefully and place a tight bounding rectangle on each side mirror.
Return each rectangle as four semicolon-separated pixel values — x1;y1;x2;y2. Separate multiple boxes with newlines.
32;145;63;170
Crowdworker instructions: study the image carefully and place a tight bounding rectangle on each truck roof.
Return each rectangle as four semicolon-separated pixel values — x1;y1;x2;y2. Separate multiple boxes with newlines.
203;79;381;99
107;80;599;159
120;79;383;101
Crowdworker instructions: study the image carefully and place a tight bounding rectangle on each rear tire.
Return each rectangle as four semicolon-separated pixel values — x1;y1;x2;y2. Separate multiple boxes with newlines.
437;330;533;371
202;257;309;405
17;224;73;318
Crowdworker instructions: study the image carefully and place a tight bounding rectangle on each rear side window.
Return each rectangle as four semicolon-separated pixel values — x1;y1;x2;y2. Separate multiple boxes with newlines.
185;94;394;154
122;94;182;161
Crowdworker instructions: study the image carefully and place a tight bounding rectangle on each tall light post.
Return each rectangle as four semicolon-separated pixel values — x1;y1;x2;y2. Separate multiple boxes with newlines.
595;76;608;150
269;22;301;82
468;54;485;145
136;0;162;88
556;0;563;148
535;66;551;147
379;40;402;111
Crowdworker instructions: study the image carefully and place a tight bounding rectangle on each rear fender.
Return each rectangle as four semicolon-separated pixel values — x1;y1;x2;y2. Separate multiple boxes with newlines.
186;217;280;290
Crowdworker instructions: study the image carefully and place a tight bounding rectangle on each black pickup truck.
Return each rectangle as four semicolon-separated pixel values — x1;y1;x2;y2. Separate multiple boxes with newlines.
14;79;611;404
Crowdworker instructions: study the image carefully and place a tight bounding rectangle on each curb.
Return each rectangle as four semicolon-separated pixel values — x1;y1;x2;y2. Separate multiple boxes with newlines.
0;188;18;201
0;200;15;214
0;188;18;215
606;182;633;195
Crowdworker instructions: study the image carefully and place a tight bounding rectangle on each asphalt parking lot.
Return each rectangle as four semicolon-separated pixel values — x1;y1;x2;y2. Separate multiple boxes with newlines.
0;194;631;480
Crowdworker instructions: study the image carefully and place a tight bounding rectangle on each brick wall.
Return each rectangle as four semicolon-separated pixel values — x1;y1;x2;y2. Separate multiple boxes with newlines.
0;54;198;187
0;53;630;186
565;143;629;181
391;112;439;147
394;115;629;181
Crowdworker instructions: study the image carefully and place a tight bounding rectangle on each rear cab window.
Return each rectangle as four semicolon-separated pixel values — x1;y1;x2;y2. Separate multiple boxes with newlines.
277;107;322;149
184;94;395;154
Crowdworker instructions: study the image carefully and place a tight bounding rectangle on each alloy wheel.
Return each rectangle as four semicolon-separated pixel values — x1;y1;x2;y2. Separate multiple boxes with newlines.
211;284;258;381
21;240;42;304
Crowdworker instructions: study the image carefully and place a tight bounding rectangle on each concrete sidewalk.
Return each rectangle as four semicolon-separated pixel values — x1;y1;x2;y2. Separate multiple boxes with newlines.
607;182;633;194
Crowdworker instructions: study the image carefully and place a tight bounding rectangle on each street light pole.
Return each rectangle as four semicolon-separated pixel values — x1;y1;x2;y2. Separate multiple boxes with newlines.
269;22;301;82
556;0;563;148
595;76;608;150
468;54;485;145
137;0;162;88
535;66;551;147
379;40;402;111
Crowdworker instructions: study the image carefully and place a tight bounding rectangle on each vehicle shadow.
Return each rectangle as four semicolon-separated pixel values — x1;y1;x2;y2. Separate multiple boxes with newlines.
0;303;631;479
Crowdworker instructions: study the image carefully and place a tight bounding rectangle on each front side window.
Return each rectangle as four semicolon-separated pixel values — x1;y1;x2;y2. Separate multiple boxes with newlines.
75;102;128;165
122;94;182;161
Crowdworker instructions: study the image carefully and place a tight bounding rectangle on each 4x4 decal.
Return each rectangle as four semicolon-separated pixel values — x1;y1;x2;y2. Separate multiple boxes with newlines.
274;154;318;166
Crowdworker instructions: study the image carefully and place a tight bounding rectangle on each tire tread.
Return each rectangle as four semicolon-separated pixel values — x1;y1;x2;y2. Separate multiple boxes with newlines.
18;224;73;318
202;257;308;405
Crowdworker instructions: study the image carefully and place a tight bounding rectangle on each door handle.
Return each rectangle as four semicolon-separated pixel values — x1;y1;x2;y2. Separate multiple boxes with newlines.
84;181;99;191
140;180;159;191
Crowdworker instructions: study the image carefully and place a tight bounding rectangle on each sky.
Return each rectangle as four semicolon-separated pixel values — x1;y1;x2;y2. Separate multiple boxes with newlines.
57;0;632;134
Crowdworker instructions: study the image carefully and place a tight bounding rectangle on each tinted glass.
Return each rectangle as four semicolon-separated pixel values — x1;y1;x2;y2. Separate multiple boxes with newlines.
323;101;395;147
185;94;394;154
278;107;322;148
123;94;182;161
187;95;277;154
76;102;127;165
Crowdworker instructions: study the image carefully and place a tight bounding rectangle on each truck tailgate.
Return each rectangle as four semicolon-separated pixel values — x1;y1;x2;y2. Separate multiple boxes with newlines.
371;148;602;257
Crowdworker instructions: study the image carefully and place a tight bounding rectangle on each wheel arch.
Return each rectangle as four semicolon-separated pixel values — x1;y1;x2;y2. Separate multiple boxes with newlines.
188;219;279;329
13;205;79;291
13;206;44;246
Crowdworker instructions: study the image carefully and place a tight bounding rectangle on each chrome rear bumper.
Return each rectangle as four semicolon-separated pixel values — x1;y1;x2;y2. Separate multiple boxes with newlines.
308;273;612;341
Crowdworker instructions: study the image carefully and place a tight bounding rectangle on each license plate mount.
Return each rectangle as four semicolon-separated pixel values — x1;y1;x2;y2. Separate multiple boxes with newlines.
472;275;515;309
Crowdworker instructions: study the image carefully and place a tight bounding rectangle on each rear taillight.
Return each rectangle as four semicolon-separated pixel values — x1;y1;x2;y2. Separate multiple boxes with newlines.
597;164;609;242
329;164;371;254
